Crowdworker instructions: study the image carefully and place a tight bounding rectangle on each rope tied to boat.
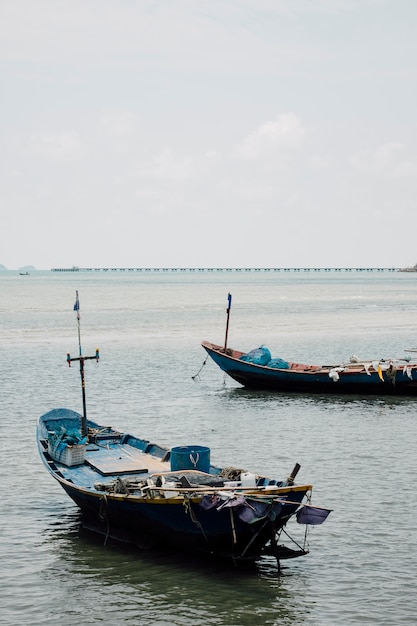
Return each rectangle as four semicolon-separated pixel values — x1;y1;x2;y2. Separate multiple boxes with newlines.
87;426;121;446
219;466;247;480
98;494;110;546
191;355;208;380
229;508;237;544
183;495;211;547
98;494;108;522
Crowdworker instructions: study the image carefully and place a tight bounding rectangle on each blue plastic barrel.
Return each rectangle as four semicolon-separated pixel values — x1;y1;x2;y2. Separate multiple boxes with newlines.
170;445;210;473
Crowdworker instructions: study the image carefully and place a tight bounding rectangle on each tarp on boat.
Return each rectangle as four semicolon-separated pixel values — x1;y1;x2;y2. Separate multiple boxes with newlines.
267;357;290;369
239;346;290;369
240;345;271;365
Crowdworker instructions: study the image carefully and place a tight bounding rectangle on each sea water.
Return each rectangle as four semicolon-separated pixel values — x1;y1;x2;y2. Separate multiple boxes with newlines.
1;269;416;625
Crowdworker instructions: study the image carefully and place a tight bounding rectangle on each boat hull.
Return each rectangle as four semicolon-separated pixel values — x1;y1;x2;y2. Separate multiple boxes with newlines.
37;408;311;564
59;482;303;561
202;341;417;395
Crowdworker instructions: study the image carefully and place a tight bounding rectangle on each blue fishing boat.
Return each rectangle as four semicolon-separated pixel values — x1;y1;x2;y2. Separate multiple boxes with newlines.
37;292;330;568
201;294;417;395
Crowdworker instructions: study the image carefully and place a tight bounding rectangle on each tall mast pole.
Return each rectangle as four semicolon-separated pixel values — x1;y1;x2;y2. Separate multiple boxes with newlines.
67;291;99;437
223;293;232;352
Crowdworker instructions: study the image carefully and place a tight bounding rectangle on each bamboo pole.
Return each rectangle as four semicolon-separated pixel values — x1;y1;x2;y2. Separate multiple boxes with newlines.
142;484;313;495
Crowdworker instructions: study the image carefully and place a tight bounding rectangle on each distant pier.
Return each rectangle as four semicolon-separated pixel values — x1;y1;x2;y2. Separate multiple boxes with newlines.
51;267;400;273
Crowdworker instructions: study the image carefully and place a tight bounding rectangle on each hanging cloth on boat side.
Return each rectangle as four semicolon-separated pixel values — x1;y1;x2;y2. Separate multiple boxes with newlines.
385;363;397;384
238;499;280;524
200;494;221;510
328;367;344;382
296;506;331;525
199;494;280;525
217;495;246;510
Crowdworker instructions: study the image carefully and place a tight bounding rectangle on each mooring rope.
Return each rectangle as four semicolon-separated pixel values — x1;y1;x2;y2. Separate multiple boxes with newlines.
98;494;111;546
281;526;309;553
184;496;210;547
191;356;208;380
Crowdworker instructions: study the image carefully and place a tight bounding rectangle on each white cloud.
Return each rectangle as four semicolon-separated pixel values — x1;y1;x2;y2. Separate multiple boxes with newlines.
98;111;139;137
308;155;332;170
233;113;306;160
392;160;417;178
350;142;417;177
121;147;195;184
29;131;86;160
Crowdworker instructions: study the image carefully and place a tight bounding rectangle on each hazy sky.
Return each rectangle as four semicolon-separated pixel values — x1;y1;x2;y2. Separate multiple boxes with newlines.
1;0;417;269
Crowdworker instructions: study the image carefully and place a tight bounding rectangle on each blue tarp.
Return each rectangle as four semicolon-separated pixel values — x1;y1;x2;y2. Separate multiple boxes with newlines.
239;345;271;365
48;426;87;451
267;358;290;369
240;346;289;368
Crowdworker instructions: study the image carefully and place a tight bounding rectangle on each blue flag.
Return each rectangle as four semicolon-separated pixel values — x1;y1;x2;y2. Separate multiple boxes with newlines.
73;290;80;311
296;506;331;525
73;291;80;319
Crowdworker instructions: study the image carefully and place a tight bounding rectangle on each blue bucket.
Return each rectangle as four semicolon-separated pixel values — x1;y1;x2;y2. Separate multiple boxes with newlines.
170;445;210;473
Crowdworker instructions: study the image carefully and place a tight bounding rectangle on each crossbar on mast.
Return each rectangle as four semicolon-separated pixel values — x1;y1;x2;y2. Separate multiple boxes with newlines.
67;290;99;437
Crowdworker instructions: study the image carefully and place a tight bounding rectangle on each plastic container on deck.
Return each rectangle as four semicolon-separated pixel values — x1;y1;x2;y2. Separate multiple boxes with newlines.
170;445;210;473
48;441;86;466
240;472;257;487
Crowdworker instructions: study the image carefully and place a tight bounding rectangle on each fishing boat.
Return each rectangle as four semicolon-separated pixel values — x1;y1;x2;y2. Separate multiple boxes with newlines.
37;292;330;568
201;294;417;395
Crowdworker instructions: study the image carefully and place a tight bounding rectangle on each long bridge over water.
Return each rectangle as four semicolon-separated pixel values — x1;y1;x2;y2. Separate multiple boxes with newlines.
51;266;402;273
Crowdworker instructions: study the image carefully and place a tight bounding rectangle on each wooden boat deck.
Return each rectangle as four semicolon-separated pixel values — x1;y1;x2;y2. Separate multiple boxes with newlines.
84;443;168;476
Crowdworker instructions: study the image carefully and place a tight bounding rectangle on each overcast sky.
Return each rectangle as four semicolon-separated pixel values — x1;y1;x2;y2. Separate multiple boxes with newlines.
1;0;417;269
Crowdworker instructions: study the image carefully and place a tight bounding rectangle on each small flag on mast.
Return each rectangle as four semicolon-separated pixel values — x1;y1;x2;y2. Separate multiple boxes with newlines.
73;292;80;318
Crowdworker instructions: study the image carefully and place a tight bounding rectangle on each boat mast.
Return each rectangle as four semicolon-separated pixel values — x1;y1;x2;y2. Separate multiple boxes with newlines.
67;290;99;437
223;293;232;352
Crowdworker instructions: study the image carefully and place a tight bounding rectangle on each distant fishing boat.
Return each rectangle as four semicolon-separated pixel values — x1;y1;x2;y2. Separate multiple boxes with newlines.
201;294;417;395
37;292;330;568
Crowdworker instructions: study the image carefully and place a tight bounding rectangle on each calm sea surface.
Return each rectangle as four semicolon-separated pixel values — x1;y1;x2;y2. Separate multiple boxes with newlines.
1;270;417;625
